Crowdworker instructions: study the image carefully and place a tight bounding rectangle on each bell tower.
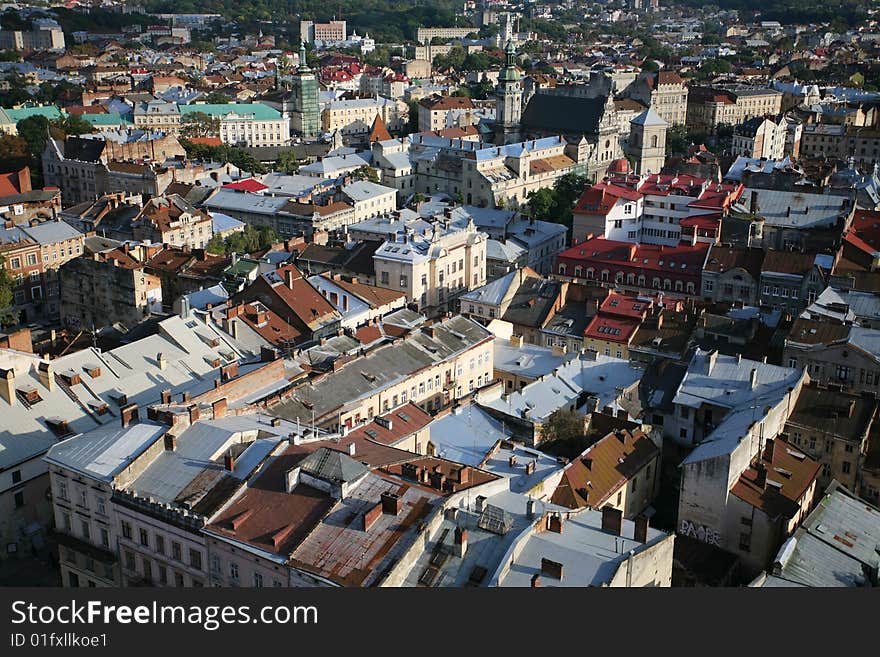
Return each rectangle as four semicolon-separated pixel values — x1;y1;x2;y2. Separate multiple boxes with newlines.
494;40;522;145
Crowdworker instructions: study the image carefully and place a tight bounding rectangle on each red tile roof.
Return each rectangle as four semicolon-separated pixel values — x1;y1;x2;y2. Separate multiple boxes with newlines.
223;178;268;193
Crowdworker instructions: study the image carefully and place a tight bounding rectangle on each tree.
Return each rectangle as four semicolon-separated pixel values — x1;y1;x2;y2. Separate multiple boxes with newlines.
351;165;379;183
52;114;94;137
0;134;28;160
16;115;51;160
527;187;555;219
206;225;280;255
540;409;587;455
201;91;231;104
275;149;301;175
0;254;17;327
180;111;221;138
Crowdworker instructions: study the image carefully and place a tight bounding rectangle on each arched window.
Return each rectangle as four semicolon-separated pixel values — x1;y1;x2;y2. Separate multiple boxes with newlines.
601;270;610;282
651;134;658;148
638;275;646;287
627;273;635;284
586;268;595;279
574;265;583;277
686;282;695;294
663;279;672;290
558;263;567;275
652;277;661;289
615;272;624;283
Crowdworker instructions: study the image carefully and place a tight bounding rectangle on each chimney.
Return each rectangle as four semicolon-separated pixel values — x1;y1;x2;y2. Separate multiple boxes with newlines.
530;573;541;587
120;403;139;427
749;190;758;214
601;505;623;536
381;491;402;515
526;499;537;519
634;514;649;544
706;350;718;375
157;352;167;370
754;461;767;489
348;442;356;456
188;404;200;424
0;368;15;405
363;502;383;532
164;433;177;451
750;368;758;390
37;361;54;392
454;526;467;557
540;557;564;580
161;388;172;404
224;450;235;472
285;268;295;289
212;398;228;419
547;513;564;534
181;391;191;403
285;466;301;492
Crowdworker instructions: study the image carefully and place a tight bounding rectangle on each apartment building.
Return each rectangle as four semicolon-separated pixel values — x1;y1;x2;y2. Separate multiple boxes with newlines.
340;180;398;222
180;104;289;147
784;382;876;493
321;96;408;138
572;172;743;246
551;425;662;518
0;21;65;51
42;133;186;206
555;237;709;299
622;70;688;126
686;86;784;131
271;314;494;430
1;313;255;568
300;20;347;45
701;244;764;305
758;250;827;314
799;123;880;169
131;194;214;249
673;350;817;577
59;242;164;331
133;99;182;134
731;115;802;160
371;212;487;314
418;95;478;133
784;317;880;395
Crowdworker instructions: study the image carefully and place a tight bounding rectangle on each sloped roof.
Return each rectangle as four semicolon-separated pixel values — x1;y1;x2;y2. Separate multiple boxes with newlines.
299;446;369;484
521;94;606;135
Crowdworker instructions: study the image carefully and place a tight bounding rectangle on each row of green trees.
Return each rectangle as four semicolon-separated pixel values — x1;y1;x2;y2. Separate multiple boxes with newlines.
206;224;280;255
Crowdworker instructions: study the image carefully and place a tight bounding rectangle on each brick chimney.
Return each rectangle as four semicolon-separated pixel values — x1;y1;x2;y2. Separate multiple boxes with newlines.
454;526;467;558
224;450;235;472
161;389;172;404
157;352;167;370
188;404;200;424
212;398;228;419
164;433;177;451
547;512;564;534
540;557;564;580
601;505;623;536
120;403;139;428
530;573;541;587
363;502;382;531
634;514;649;544
380;491;402;515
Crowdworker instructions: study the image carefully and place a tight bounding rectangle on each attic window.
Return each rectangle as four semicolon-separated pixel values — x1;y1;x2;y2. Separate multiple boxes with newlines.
365;429;379;439
17;386;41;405
397;412;411;422
766;479;783;490
774;468;793;479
